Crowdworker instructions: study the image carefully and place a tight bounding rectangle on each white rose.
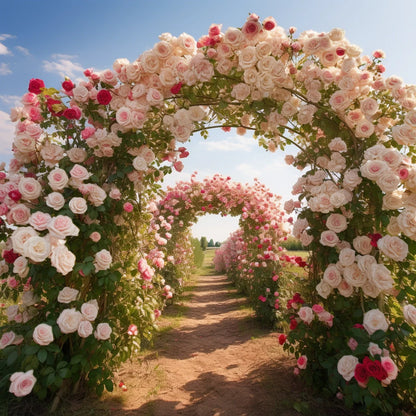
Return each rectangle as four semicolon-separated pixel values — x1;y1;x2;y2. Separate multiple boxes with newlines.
298;306;314;324
81;300;99;322
33;323;54;346
18;177;42;201
383;191;403;210
11;227;39;256
337;279;354;297
78;320;93;338
376;172;400;193
323;264;342;287
377;235;408;262
360;160;389;180
369;263;394;292
397;208;416;239
57;308;82;334
94;322;112;340
326;213;348;233
13;256;29;278
353;236;373;255
46;192;65;211
363;309;389;335
316;280;333;299
133;156;147;171
94;249;112;272
362;281;381;298
337;355;359;381
51;245;76;275
360;97;379;116
238;46;257;69
67;148;87;163
73;85;89;102
69;197;88;215
87;184;107;207
403;304;416;325
57;287;79;303
342;169;362;191
356;255;377;273
23;236;51;262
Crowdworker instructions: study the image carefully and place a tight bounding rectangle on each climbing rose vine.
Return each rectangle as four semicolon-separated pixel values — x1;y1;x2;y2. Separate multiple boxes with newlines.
0;12;414;414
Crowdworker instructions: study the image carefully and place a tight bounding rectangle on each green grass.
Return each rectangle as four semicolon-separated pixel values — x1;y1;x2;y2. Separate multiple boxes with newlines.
286;250;310;259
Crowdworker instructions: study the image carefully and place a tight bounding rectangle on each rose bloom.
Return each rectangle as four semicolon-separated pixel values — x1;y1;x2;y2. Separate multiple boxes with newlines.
337;355;359;381
23;236;51;262
323;264;342;287
45;192;65;211
377;235;408;262
403;304;416;325
57;287;79;303
94;249;112;271
353;236;373;255
0;331;20;349
326;213;348;233
81;300;99;322
48;215;79;239
339;248;356;267
363;309;389;335
67;148;87;163
13;256;29;278
297;355;308;370
316;280;333;299
77;320;93;338
9;370;36;397
360;160;388;180
381;356;398;383
319;230;339;247
18;177;42;200
8;204;30;225
369;263;394;292
57;308;83;334
29;211;52;231
298;306;314;324
90;231;101;242
94;322;112;340
133;156;147;171
368;342;382;357
11;226;38;255
69;197;88;215
343;263;367;287
47;168;69;191
51;245;76;275
33;323;54;346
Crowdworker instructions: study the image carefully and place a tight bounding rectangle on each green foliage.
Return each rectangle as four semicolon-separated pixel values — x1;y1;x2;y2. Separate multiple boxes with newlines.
191;237;205;269
200;237;208;251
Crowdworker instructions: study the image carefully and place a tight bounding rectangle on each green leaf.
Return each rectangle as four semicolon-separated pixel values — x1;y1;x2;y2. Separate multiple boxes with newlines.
104;379;113;392
6;349;18;367
37;349;47;363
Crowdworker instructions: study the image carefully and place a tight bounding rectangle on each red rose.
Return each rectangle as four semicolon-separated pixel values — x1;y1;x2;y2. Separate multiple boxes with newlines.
3;249;19;264
290;319;298;330
170;82;183;95
8;189;22;202
63;107;81;120
354;363;369;385
28;78;45;94
278;334;287;345
363;357;387;381
97;89;112;105
46;98;64;116
62;80;74;92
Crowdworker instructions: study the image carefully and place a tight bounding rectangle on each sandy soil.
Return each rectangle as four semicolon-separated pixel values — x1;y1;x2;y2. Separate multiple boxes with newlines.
101;273;305;416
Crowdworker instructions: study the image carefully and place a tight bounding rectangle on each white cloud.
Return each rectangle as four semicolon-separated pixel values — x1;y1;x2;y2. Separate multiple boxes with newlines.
0;34;14;41
0;110;14;154
0;95;21;107
235;162;261;178
0;43;10;55
16;46;30;56
0;63;12;75
43;54;84;78
203;135;256;152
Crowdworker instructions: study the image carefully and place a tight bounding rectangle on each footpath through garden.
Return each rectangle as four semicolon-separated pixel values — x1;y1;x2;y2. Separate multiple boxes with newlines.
94;256;350;416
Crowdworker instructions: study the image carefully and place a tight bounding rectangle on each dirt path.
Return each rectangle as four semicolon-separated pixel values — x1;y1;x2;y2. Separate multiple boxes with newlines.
101;272;304;416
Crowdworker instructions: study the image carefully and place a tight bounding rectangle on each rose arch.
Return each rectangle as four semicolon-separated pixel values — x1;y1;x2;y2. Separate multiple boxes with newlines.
149;173;291;322
0;13;415;414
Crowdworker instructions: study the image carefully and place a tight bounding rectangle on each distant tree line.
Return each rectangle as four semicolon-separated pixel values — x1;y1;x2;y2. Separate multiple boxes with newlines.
199;237;221;250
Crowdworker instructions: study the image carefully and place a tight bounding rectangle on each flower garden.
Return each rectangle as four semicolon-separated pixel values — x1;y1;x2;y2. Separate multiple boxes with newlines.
0;13;415;415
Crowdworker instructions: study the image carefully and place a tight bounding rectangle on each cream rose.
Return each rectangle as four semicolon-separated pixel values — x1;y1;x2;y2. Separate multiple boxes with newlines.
353;236;373;255
238;46;257;69
403;304;416;325
33;323;54;346
337;355;359;381
323;264;342;287
57;308;82;334
298;306;314;324
29;211;52;231
337;279;354;297
48;215;79;239
9;370;36;397
377;235;408;261
94;322;112;340
343;263;367;287
94;249;112;272
18;177;42;200
360;160;388;180
23;236;51;262
81;300;99;322
369;263;394;292
57;287;79;303
319;230;339;247
11;226;38;255
45;192;65;211
51;245;76;275
69;164;91;182
316;280;333;299
363;309;389;335
339;248;356;267
133;156;147;171
69;197;88;215
47;168;69;191
67;147;87;163
326;213;348;233
13;256;29;278
78;320;93;338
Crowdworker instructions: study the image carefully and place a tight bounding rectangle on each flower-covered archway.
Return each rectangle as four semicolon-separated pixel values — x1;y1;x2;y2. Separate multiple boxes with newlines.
0;13;415;414
149;173;290;322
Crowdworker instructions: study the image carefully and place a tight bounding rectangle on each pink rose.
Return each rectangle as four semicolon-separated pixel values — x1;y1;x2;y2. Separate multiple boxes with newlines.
57;308;82;334
319;230;339;247
18;177;42;200
78;320;93;338
69;197;88;215
297;355;308;369
81;300;99;321
123;202;133;212
33;323;54;346
94;249;112;271
94;322;112;340
7;204;30;225
0;331;19;349
69;164;91;182
48;215;79;239
51;245;76;275
45;192;65;211
9;370;36;397
89;232;101;242
47;168;69;191
298;306;314;324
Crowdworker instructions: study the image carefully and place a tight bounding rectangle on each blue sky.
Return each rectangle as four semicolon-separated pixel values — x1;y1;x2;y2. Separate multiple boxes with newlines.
1;0;415;241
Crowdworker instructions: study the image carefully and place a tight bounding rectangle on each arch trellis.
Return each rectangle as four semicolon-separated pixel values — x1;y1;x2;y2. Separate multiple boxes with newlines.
0;13;415;414
150;174;290;321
